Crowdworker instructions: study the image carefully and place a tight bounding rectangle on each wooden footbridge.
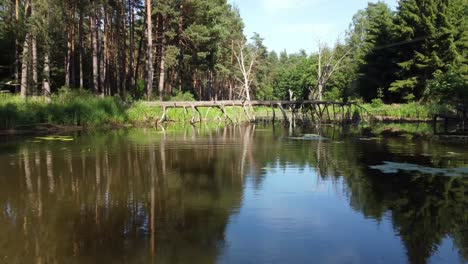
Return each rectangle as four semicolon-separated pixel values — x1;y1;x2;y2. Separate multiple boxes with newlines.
144;100;363;124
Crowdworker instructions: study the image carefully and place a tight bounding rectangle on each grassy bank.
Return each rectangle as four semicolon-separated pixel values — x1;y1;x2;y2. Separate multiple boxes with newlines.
0;91;454;131
0;91;270;130
0;91;127;130
361;102;451;121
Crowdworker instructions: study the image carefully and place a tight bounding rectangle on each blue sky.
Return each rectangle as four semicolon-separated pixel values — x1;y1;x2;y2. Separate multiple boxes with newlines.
229;0;398;54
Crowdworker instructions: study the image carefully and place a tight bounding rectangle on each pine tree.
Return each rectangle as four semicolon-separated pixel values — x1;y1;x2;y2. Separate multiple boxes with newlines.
349;2;398;102
390;0;459;101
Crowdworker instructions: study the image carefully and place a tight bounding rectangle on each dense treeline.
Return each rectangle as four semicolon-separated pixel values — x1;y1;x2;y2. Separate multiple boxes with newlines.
0;0;466;104
0;0;249;100
265;0;467;104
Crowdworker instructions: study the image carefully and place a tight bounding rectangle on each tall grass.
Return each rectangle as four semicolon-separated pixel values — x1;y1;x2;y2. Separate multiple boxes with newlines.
0;91;272;130
362;102;451;120
0;90;127;129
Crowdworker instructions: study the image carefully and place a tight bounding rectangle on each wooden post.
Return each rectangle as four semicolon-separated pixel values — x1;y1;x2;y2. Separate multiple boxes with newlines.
190;104;198;124
332;104;336;122
195;107;202;123
242;105;251;122
309;105;316;123
218;104;233;123
159;106;167;123
325;104;331;122
277;103;289;123
271;104;276;122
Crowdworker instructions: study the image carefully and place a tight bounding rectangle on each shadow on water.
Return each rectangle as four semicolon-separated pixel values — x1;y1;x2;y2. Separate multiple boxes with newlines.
0;123;466;263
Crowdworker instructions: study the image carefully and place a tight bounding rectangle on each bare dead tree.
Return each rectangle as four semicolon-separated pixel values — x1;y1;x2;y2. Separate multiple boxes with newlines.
313;40;352;101
233;41;258;101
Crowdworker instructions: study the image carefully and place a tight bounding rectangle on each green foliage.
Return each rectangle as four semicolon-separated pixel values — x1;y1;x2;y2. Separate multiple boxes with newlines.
363;102;451;120
370;98;384;108
168;91;196;101
0;90;127;129
348;2;398;102
324;87;342;101
425;68;468;105
256;83;275;100
271;52;315;99
0;0;466;115
390;0;461;101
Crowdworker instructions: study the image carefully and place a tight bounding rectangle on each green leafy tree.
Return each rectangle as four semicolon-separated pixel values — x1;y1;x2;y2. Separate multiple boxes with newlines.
426;68;468;106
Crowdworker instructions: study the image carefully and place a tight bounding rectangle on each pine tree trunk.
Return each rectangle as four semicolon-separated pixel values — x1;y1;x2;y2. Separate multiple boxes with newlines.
158;20;166;101
134;16;146;91
128;0;135;93
100;3;108;96
145;0;154;99
43;52;51;102
121;0;127;96
91;12;99;93
79;9;84;89
32;35;38;94
20;33;30;98
70;6;76;88
177;3;184;92
14;0;19;89
65;29;71;87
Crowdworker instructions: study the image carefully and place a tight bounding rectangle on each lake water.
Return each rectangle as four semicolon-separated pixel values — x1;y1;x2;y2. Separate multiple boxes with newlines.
0;124;467;264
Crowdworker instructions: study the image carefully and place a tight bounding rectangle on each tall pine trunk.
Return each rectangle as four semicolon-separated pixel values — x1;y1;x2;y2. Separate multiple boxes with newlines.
128;0;135;94
145;0;154;99
79;9;84;89
14;0;19;89
70;5;76;88
121;0;127;96
100;3;108;96
32;36;38;94
177;3;184;92
65;29;71;87
158;19;166;101
20;34;30;98
31;1;37;94
91;12;99;93
43;51;51;102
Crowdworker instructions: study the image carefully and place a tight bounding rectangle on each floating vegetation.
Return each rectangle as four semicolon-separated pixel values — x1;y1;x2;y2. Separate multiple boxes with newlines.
370;161;468;177
359;137;380;141
35;136;74;142
288;134;327;141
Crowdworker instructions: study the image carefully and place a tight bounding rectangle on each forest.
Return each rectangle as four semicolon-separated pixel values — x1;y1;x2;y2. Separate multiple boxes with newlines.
0;0;466;106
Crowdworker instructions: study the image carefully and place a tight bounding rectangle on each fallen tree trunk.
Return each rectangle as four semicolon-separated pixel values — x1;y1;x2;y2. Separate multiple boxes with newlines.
144;100;355;108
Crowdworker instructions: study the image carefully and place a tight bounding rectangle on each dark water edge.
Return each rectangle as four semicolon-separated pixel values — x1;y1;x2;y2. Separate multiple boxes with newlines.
0;124;467;264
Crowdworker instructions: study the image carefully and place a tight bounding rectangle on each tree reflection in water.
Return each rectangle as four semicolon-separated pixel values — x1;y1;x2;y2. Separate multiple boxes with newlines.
0;124;466;263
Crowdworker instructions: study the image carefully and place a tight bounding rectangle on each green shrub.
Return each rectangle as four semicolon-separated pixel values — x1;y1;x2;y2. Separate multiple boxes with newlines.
370;98;384;108
169;91;196;101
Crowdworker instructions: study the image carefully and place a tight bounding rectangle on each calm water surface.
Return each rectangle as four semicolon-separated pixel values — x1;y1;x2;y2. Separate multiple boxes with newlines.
0;124;467;264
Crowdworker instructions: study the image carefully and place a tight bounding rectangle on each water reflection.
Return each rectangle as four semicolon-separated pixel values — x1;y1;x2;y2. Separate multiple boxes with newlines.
0;124;467;263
